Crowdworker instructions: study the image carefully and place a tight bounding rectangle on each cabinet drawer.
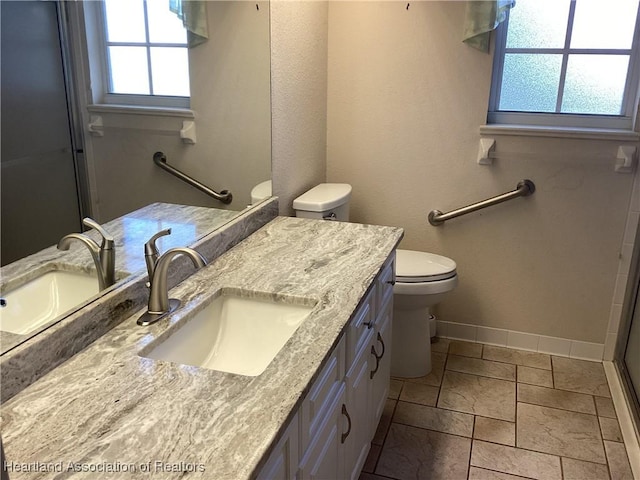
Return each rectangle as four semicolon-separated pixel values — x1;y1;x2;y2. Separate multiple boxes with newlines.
345;287;375;369
301;337;345;451
376;253;395;314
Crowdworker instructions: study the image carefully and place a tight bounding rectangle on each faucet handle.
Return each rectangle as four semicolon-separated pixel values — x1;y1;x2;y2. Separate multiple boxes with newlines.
82;217;114;250
144;228;172;283
144;228;172;256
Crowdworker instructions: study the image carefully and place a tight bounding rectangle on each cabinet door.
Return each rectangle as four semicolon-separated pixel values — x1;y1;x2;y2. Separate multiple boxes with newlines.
256;413;299;480
298;385;346;480
344;329;374;480
371;298;393;425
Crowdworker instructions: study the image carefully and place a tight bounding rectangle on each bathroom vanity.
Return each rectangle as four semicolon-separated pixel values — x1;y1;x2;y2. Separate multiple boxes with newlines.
0;216;402;479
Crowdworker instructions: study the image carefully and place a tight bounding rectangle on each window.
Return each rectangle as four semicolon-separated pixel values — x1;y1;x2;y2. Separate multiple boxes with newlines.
488;0;640;130
100;0;190;107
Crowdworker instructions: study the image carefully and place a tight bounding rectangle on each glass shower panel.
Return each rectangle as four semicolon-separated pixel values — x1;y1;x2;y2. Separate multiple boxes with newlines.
624;297;640;402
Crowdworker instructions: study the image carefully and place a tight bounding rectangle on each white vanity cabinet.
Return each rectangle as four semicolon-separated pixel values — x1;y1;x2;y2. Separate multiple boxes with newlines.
256;252;395;480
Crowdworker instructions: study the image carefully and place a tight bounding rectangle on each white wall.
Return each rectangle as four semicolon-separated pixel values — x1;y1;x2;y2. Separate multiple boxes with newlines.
84;2;271;222
322;1;637;345
270;0;329;216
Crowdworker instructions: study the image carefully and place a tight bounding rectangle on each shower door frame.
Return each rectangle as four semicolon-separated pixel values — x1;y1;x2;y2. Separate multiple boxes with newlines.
615;214;640;439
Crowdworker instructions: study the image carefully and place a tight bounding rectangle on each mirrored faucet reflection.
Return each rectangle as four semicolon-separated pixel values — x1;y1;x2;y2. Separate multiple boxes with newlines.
57;218;116;291
137;246;207;326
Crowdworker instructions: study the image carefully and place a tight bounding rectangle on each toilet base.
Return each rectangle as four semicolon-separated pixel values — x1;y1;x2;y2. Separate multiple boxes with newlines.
391;304;432;378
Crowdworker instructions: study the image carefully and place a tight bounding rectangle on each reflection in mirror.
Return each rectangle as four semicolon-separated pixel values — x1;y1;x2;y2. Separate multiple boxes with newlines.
0;1;271;352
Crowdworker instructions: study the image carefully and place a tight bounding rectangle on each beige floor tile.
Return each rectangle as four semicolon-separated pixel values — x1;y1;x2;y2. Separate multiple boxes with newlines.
604;440;634;480
450;341;483;358
473;416;515;446
388;379;403;400
517;403;605;464
483;345;551;370
372;399;396;445
517;365;553;388
517;383;596;415
600;416;624;442
403;351;447;387
561;457;611;480
471;440;561;480
393;401;474;437
438;371;516;421
362;444;381;473
399;382;439;406
551;356;611;397
595;396;617;419
447;355;516;381
469;466;535;480
431;337;451;353
376;423;471;480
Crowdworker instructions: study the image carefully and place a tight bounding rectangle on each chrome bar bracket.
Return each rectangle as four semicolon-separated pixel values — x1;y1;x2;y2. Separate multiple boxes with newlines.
153;151;233;204
428;179;535;226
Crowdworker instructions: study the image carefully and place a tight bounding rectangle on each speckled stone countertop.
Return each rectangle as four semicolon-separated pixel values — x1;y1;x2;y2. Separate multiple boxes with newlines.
0;203;238;353
1;217;403;479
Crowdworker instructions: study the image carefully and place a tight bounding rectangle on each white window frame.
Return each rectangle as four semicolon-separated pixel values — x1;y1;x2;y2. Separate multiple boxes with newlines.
488;1;640;131
95;0;190;109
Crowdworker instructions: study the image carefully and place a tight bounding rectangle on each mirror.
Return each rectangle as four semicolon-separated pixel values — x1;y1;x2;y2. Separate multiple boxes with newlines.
0;1;271;352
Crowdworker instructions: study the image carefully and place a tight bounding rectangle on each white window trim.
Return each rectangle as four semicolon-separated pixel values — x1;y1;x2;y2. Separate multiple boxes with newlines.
488;2;640;133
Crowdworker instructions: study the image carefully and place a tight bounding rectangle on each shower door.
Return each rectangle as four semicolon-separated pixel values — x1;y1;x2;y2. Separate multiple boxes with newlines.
616;219;640;434
1;1;85;265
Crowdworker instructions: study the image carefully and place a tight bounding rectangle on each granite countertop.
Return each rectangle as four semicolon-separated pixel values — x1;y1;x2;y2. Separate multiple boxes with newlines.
0;203;240;353
1;217;403;479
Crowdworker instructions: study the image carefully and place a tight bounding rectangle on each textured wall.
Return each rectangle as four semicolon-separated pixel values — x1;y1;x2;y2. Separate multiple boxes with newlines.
270;1;329;216
325;1;635;344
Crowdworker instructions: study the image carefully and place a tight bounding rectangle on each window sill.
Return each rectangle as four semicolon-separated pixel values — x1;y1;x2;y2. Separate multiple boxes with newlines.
87;104;195;119
480;124;640;142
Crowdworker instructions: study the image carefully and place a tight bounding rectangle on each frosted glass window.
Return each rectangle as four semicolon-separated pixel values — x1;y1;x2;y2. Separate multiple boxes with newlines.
147;0;187;44
506;0;571;49
101;0;190;101
109;47;150;95
562;55;630;114
571;0;638;49
104;0;146;43
490;0;640;128
500;54;562;112
150;48;190;97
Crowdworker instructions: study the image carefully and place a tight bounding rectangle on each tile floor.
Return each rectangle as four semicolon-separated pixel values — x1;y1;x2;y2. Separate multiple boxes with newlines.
360;338;636;480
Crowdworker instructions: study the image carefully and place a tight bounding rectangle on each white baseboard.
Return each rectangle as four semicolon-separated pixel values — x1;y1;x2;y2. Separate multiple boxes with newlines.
436;320;605;362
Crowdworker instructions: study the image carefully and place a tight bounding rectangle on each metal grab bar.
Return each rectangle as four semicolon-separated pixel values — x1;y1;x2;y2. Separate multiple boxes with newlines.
153;152;233;204
428;179;535;226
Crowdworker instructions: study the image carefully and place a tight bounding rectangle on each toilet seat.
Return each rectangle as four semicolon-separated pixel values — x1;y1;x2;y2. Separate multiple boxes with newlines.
395;249;456;283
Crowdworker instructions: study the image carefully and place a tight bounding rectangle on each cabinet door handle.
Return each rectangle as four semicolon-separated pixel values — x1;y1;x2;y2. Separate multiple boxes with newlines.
370;345;380;379
341;404;352;444
375;332;385;359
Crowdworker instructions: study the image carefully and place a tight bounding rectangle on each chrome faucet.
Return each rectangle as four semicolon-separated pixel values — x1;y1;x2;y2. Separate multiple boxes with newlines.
57;218;116;291
137;247;207;326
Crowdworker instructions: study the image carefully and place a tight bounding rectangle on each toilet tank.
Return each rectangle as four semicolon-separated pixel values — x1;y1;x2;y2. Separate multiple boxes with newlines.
293;183;352;221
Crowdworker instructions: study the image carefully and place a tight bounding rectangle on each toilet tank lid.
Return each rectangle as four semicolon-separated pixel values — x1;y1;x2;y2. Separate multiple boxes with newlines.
395;249;457;280
251;180;272;198
293;183;352;212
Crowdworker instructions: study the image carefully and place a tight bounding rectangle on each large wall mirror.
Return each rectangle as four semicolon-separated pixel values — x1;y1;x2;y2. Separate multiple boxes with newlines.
0;0;271;353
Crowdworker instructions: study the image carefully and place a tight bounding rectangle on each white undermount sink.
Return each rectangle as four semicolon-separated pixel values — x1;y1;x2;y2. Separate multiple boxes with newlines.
142;292;316;376
0;270;99;335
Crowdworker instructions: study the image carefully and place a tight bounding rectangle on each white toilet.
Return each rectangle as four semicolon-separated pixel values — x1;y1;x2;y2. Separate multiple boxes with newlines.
292;183;458;379
250;180;272;205
392;249;457;378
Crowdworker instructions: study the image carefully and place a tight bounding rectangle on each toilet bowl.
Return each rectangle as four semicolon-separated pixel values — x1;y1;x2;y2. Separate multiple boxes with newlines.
250;180;272;205
292;184;458;379
391;249;457;378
